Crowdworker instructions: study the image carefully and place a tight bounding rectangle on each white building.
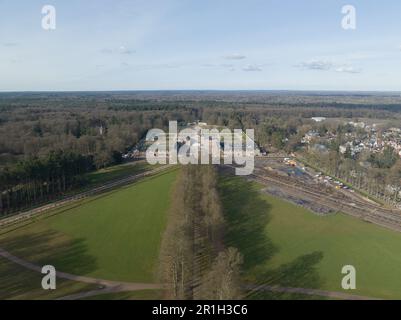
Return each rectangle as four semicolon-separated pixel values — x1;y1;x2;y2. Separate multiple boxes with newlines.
311;117;326;122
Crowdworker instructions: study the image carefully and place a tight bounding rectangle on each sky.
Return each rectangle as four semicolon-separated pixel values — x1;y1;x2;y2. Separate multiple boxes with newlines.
0;0;401;91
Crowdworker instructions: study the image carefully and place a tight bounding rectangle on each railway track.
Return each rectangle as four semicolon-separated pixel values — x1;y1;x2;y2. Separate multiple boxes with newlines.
256;168;401;217
0;165;175;229
224;165;401;233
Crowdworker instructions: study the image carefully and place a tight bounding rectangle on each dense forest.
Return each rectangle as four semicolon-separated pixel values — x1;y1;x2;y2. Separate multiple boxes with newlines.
1;91;401;214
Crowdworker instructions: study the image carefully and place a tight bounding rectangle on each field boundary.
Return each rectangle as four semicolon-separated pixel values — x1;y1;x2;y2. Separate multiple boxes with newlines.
0;165;176;229
245;284;380;300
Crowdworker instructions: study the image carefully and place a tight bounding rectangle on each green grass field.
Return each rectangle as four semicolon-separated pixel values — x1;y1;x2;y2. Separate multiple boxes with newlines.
0;170;177;289
219;174;401;300
85;161;154;186
80;290;162;300
0;257;97;300
4;166;401;300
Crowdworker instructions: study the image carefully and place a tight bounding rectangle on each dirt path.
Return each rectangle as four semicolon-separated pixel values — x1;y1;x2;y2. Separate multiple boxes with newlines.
56;286;147;300
0;247;380;300
0;247;161;297
245;284;380;300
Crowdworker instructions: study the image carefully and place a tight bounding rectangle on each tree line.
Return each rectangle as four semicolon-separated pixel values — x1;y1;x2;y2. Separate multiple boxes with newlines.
0;150;94;215
303;149;401;205
159;165;243;299
2;91;401;170
2;92;401;212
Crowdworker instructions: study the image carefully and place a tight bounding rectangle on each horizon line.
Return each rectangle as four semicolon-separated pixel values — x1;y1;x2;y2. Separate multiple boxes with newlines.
1;89;401;94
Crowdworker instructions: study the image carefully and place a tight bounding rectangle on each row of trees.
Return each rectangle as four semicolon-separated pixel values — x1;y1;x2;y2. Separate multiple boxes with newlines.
304;150;401;205
159;165;243;299
0;150;95;215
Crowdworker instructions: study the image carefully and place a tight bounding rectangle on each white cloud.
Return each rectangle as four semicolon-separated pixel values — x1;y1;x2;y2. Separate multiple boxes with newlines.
223;54;246;60
335;66;362;74
297;60;333;71
297;59;362;74
242;64;262;72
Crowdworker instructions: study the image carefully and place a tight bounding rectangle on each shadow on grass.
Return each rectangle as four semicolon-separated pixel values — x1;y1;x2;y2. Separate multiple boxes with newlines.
218;171;277;271
247;251;325;300
1;230;97;276
0;258;38;299
218;169;325;300
0;257;94;300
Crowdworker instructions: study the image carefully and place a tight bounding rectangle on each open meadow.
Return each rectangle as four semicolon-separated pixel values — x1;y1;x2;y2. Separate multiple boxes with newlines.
3;168;401;300
220;174;401;300
0;170;177;299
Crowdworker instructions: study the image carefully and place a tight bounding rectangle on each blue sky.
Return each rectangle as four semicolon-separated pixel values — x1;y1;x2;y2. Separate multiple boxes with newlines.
1;0;401;91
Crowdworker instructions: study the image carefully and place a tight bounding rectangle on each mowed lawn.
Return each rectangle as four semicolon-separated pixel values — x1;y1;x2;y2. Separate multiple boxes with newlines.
219;174;401;300
0;170;177;283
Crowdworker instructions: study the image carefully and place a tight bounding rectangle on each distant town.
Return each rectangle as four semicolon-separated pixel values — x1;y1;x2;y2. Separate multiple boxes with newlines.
304;117;401;158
